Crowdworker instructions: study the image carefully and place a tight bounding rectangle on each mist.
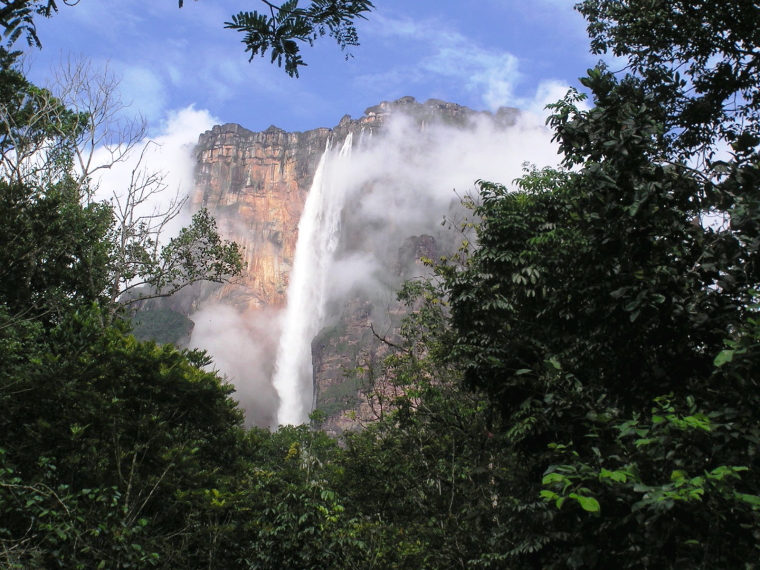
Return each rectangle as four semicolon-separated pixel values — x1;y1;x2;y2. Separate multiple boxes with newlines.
189;304;282;428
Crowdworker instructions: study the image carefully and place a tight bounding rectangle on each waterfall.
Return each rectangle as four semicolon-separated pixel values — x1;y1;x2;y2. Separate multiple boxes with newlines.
272;134;353;425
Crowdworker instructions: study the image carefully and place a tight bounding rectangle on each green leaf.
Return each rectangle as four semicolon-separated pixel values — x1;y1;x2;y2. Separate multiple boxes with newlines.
577;495;600;512
736;493;760;508
713;349;734;367
542;473;566;485
569;493;600;512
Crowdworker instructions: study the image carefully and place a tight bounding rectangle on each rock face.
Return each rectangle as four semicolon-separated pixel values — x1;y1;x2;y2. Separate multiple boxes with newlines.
176;97;519;430
188;97;517;313
310;234;440;437
190;124;328;311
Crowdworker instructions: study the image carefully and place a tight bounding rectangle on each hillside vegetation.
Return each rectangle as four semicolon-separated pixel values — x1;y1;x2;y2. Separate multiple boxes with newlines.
1;1;759;568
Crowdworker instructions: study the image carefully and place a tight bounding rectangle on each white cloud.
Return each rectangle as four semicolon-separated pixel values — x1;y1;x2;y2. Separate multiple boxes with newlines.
467;52;522;110
91;105;219;241
117;65;168;123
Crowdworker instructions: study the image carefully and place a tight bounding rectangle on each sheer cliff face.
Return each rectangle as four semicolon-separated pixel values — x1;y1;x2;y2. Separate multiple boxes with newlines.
187;96;519;430
191;124;330;310
190;97;517;312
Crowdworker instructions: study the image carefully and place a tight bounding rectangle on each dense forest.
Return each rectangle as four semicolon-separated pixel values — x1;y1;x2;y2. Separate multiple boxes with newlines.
1;0;759;568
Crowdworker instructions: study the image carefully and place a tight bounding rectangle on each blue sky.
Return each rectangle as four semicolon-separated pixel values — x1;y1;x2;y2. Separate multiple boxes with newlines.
27;0;598;134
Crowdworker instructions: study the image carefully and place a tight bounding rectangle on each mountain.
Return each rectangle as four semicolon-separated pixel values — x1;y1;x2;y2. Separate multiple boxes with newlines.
136;96;521;431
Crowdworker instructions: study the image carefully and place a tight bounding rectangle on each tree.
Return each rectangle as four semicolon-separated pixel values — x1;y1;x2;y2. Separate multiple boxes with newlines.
434;1;760;565
0;304;250;569
0;50;244;322
330;281;527;569
106;144;244;312
0;50;250;564
0;51;115;321
1;0;375;77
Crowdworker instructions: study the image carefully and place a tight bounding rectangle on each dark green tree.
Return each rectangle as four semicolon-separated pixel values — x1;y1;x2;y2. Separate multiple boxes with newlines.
0;48;245;323
335;281;529;569
436;0;760;565
0;305;248;569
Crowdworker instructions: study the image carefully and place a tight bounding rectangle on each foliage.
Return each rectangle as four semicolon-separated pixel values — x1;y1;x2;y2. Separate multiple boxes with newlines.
577;0;760;157
0;178;113;321
337;281;529;570
0;305;248;568
232;425;364;570
432;1;760;565
223;0;374;77
0;0;63;48
114;207;244;310
0;48;244;322
4;0;760;567
0;45;248;569
0;450;160;570
1;1;375;77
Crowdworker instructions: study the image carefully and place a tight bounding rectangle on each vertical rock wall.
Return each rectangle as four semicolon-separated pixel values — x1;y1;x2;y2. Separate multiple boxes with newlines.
191;124;331;310
181;97;519;430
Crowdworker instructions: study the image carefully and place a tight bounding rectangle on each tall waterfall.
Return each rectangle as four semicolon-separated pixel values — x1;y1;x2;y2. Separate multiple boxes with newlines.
272;134;353;425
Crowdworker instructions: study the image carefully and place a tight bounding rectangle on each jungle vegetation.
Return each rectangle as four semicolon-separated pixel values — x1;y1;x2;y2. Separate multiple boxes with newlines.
1;1;759;568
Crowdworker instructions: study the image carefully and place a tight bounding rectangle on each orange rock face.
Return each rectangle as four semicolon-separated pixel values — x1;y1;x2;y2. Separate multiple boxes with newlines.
182;97;520;429
191;124;333;310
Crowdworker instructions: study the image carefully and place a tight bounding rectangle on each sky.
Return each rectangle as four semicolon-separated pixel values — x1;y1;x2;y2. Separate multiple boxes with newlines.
26;0;599;136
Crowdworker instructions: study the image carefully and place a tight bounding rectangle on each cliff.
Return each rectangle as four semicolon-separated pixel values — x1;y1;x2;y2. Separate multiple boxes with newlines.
187;97;517;313
141;96;519;430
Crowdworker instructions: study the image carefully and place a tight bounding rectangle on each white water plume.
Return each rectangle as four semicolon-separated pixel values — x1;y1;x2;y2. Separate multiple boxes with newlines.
272;134;354;425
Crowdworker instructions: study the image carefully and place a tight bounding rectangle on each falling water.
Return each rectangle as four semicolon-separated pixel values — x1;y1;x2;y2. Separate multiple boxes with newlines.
272;134;353;425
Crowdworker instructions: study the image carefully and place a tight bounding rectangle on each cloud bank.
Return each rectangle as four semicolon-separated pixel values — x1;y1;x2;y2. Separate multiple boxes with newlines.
90;105;218;240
